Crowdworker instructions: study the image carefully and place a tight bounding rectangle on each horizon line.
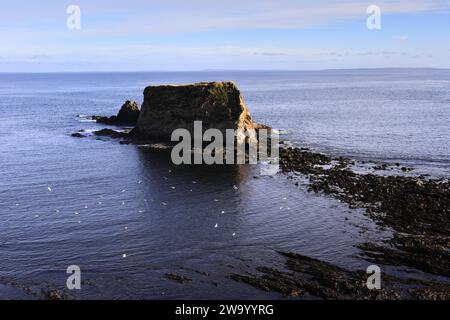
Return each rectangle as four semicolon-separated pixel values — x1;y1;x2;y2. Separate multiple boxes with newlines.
0;67;449;75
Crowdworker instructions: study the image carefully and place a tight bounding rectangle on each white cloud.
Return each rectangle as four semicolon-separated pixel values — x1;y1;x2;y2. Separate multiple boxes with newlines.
0;43;434;67
70;0;450;35
0;0;448;36
1;0;449;71
394;35;410;41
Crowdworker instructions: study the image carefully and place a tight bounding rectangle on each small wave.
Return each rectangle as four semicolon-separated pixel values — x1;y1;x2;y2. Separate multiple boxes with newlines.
272;129;289;135
138;143;171;150
76;114;96;122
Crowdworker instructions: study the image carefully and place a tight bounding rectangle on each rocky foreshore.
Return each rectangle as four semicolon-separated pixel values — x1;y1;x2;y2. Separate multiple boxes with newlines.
279;146;449;276
229;147;449;299
231;251;449;300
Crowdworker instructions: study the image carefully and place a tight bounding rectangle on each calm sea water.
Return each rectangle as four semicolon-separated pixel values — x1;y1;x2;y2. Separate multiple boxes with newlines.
0;69;449;299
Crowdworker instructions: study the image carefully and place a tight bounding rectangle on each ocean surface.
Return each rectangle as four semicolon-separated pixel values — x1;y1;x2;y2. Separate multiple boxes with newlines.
0;69;449;299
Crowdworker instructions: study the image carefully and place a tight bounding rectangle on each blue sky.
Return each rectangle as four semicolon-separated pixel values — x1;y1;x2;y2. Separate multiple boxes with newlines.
1;0;450;72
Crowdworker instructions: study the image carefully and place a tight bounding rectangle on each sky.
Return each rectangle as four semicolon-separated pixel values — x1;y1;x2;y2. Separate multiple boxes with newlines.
1;0;450;72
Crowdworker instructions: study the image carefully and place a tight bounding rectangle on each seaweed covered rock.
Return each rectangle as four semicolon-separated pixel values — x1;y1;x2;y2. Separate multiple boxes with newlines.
231;251;450;300
131;82;263;140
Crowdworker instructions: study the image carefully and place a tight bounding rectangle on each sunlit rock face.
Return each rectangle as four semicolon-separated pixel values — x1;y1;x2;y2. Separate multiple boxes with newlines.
131;82;263;140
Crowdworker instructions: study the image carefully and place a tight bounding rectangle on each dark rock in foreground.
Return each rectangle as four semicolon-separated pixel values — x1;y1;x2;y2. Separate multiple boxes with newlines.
359;236;450;277
131;82;265;140
231;251;450;300
93;100;140;126
40;287;67;300
164;273;193;284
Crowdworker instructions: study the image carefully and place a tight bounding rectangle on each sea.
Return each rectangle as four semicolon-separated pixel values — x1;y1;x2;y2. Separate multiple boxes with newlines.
0;69;449;298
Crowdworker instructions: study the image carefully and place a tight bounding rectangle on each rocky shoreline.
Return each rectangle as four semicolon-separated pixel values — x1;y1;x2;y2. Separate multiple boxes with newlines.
279;147;449;275
229;147;449;300
231;251;449;300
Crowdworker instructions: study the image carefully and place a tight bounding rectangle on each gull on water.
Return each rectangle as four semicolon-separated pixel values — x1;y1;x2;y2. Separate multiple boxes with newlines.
214;223;218;228
47;187;52;192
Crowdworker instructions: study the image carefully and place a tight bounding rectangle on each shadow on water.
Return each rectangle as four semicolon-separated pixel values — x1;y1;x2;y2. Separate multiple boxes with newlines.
135;146;251;186
125;146;258;258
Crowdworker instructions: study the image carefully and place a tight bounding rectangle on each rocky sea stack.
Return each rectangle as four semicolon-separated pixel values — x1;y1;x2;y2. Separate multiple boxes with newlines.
130;82;264;140
93;100;140;125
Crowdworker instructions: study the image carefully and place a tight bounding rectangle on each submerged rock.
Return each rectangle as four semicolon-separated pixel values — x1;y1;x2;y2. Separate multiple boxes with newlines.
93;100;140;126
131;82;265;140
94;128;129;139
71;132;85;138
164;273;193;284
40;287;67;300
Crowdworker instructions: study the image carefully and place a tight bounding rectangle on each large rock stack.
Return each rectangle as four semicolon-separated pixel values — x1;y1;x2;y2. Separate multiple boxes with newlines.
131;82;263;139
